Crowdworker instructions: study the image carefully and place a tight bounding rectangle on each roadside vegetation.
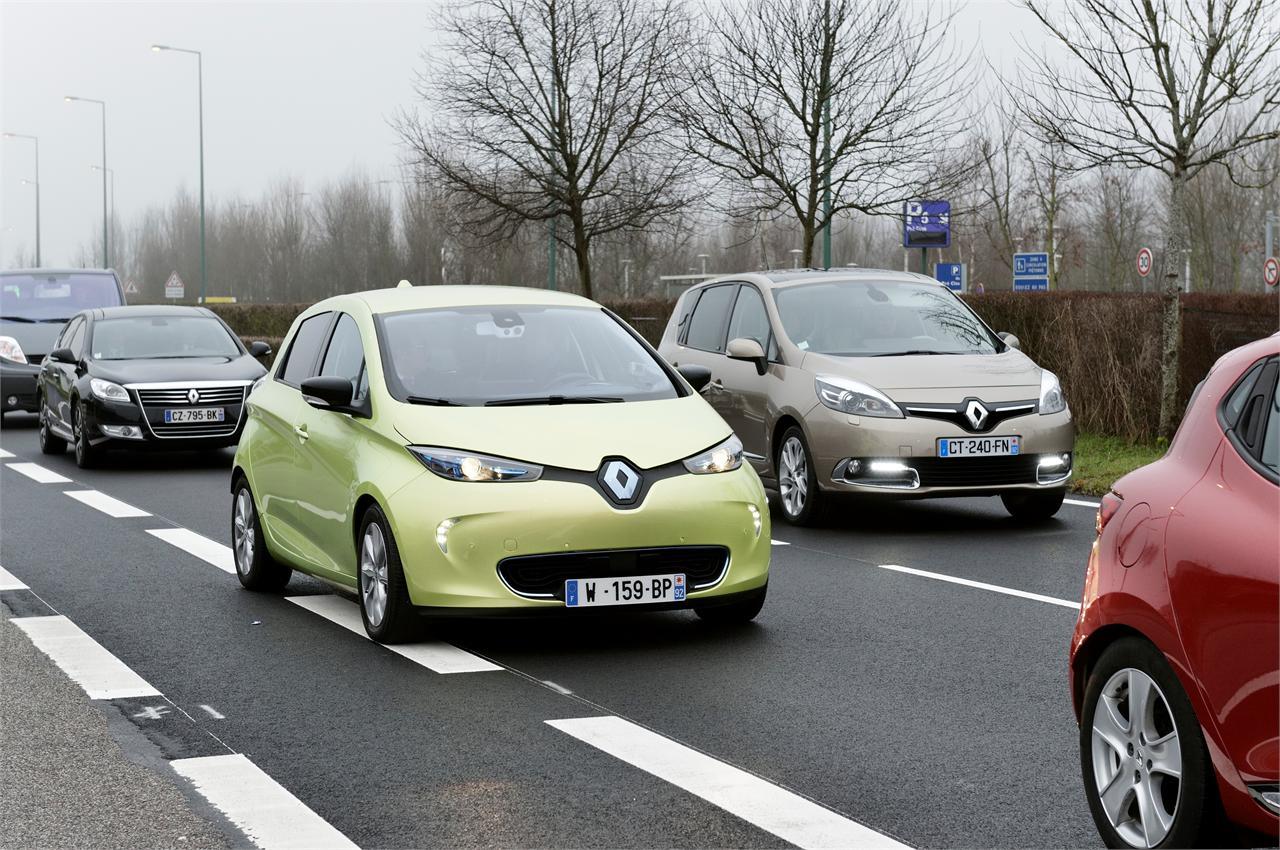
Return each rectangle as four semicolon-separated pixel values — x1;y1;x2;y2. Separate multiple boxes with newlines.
1071;432;1166;497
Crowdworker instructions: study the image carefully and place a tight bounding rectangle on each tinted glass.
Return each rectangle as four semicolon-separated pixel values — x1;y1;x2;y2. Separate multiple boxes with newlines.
1222;361;1264;426
379;305;678;405
319;314;367;402
774;280;999;356
685;285;735;351
280;313;332;385
726;287;772;352
0;273;122;321
1260;372;1279;474
64;318;86;357
91;316;240;360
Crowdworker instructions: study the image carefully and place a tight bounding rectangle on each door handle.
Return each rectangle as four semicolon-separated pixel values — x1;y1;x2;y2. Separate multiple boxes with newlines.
293;424;309;441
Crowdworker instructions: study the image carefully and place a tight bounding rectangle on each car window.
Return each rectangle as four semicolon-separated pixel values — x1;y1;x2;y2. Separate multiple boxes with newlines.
0;273;122;321
684;285;736;352
90;316;241;360
1221;361;1264;427
673;289;699;344
65;318;87;358
726;286;775;357
279;312;333;386
319;313;368;403
55;317;80;350
1260;373;1279;475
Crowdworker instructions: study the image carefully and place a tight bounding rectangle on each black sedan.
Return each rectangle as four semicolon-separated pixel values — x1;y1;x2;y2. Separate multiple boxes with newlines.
38;305;272;467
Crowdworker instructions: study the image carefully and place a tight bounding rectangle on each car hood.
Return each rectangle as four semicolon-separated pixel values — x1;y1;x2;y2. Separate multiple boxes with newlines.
391;394;732;472
90;355;267;385
800;349;1042;392
0;319;66;360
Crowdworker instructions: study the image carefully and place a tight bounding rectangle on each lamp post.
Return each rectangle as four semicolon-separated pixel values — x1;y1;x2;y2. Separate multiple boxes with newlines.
90;166;115;242
152;44;205;302
621;259;633;298
3;132;40;266
789;248;803;269
65;96;108;267
696;253;709;275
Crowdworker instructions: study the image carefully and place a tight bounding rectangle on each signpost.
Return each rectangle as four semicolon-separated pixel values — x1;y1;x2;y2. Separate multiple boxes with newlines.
124;279;139;296
164;271;185;300
903;200;950;274
1012;252;1049;292
934;262;965;292
1265;256;1279;288
1137;247;1153;279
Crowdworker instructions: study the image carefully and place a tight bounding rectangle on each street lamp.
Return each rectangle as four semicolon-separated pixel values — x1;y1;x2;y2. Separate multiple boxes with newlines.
152;44;206;302
789;248;803;269
90;166;115;241
3;132;40;266
620;259;633;298
65;96;108;267
696;253;709;275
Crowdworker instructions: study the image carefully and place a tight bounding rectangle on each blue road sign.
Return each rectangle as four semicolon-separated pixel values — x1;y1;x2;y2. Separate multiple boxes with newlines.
903;200;951;248
1013;278;1049;292
1013;252;1050;292
935;262;965;292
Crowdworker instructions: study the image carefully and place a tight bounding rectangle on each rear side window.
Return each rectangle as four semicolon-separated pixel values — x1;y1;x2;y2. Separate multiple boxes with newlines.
1260;378;1279;475
279;312;333;386
684;285;736;352
1221;361;1265;426
319;314;368;403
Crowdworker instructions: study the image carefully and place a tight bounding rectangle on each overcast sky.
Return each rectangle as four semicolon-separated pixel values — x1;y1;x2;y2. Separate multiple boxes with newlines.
1;0;1049;267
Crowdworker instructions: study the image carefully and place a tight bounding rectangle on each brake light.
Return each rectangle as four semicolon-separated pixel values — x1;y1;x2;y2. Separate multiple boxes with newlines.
1096;492;1122;536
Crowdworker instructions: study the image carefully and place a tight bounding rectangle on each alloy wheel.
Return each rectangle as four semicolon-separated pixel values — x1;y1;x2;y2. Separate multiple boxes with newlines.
360;523;390;629
232;489;255;575
778;436;808;517
73;408;86;464
1091;667;1183;848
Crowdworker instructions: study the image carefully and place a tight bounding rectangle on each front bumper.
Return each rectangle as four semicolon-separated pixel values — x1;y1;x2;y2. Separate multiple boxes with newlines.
382;464;771;610
0;360;40;413
81;394;246;450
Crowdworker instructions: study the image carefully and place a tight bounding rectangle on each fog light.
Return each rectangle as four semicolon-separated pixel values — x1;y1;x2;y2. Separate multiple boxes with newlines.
435;518;457;554
5;395;16;407
868;460;908;474
845;459;862;475
747;503;761;538
99;424;143;439
1036;452;1073;484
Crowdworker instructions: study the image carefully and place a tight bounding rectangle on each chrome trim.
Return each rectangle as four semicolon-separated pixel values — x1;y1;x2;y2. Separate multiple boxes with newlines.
903;405;953;414
1248;785;1280;815
742;450;766;461
135;386;248;440
993;403;1036;413
123;379;254;389
833;458;921;490
692;553;730;590
495;568;557;600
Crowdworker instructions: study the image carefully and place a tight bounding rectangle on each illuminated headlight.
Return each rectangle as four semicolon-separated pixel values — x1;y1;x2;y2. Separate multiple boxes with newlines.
0;335;27;364
89;378;131;403
815;375;903;418
1039;370;1067;415
435;518;457;553
683;435;743;474
747;503;762;538
408;446;542;482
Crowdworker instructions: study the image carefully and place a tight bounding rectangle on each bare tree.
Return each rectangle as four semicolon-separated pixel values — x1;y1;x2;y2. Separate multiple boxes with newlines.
1016;0;1280;436
395;0;693;299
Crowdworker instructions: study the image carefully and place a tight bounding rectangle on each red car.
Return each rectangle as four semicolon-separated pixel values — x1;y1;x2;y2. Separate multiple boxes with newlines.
1071;333;1279;849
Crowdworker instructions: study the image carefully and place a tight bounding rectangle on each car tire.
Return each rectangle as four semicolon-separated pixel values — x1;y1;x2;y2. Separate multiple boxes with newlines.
356;505;417;644
38;396;67;455
71;399;99;469
695;585;766;625
1001;487;1065;521
776;426;824;525
1080;636;1221;849
231;478;292;592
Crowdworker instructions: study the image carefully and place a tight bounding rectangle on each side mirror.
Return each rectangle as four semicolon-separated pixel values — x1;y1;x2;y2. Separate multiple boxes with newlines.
676;363;712;392
49;347;76;364
726;337;768;375
248;340;273;358
998;332;1021;351
300;376;354;410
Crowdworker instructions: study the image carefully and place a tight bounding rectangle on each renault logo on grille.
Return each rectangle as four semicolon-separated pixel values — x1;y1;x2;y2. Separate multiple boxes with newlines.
964;399;989;431
599;459;641;504
187;388;201;405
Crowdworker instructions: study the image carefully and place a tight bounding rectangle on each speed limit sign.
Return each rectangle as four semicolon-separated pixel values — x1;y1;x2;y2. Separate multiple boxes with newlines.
1136;247;1153;278
1265;256;1279;288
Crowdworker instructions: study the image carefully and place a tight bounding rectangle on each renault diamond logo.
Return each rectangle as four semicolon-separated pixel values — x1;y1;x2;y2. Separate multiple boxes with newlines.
964;399;989;431
187;388;201;405
599;459;641;503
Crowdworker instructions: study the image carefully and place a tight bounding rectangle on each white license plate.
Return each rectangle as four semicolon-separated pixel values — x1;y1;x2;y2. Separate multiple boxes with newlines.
937;435;1020;457
565;573;687;608
164;407;225;424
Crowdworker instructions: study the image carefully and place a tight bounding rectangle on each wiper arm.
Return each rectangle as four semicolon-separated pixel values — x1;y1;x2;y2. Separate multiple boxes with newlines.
405;395;462;406
485;395;623;407
35;317;72;323
0;315;37;323
872;349;953;357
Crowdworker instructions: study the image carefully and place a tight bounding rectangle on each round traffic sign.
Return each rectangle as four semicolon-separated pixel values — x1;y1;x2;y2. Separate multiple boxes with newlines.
1136;247;1153;278
1266;256;1279;288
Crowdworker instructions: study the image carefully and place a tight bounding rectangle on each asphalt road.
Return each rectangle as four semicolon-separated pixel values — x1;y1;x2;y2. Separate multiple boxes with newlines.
0;410;1102;848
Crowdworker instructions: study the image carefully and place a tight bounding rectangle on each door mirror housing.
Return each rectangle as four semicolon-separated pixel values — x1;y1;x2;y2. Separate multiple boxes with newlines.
49;347;76;364
676;363;712;392
300;375;355;411
998;332;1021;351
726;337;768;375
248;340;273;358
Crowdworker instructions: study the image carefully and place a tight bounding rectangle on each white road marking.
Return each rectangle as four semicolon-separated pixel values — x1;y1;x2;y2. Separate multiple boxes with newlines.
1064;497;1101;508
770;539;790;546
548;716;907;849
199;704;226;720
0;448;14;458
171;754;359;850
6;462;70;484
286;594;502;674
877;563;1080;610
65;489;151;518
147;528;236;574
0;564;27;591
542;680;573;695
11;615;161;700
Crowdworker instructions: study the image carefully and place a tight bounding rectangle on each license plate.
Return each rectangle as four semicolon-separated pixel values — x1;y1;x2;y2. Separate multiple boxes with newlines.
937;435;1020;457
164;407;225;424
565;573;686;608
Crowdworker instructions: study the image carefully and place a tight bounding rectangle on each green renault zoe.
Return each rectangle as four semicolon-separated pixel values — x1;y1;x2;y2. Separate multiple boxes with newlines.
231;286;770;641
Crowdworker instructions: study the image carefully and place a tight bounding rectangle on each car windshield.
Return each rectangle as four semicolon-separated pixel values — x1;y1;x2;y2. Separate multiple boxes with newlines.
378;305;679;406
773;280;1000;356
91;316;242;360
0;273;123;322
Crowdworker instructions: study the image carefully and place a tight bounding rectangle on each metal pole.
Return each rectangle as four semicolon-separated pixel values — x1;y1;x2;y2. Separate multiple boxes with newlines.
1183;248;1191;294
101;105;108;267
33;138;40;266
920;247;927;274
197;51;206;303
822;100;831;269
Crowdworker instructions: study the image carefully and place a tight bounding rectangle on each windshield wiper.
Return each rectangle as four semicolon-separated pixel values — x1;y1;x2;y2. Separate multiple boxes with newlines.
0;315;37;323
485;395;623;407
871;350;955;357
405;395;463;406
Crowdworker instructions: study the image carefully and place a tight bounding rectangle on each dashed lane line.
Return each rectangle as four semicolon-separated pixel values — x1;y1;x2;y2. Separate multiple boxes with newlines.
548;715;910;850
0;564;26;592
287;594;502;674
877;563;1080;610
11;615;162;700
6;462;70;484
0;448;14;458
770;539;790;546
1065;497;1101;508
65;489;152;518
146;528;236;574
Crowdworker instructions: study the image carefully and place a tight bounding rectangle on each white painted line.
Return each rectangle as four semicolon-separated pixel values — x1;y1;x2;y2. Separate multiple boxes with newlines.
199;704;226;720
542;680;573;695
286;594;502;674
6;462;70;484
770;539;790;546
147;528;235;574
65;489;151;518
877;563;1079;610
11;615;160;700
0;564;27;592
548;716;907;849
1065;497;1101;508
172;754;358;850
0;448;14;458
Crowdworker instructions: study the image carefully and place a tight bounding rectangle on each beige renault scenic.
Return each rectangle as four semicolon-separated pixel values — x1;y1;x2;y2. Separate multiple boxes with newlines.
657;269;1075;525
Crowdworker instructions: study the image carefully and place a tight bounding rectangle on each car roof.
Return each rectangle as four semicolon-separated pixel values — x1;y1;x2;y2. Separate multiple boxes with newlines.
341;284;599;315
87;305;214;320
0;268;119;277
688;267;945;292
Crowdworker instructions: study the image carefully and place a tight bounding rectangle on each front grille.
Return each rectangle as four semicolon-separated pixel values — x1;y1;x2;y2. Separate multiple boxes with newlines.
135;386;247;406
498;546;729;599
133;384;248;439
911;455;1042;487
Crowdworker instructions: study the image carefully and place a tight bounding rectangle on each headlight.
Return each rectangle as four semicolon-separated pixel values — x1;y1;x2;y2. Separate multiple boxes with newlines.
1039;370;1066;415
0;336;27;364
89;378;131;403
408;446;542;482
814;375;903;418
682;435;743;474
